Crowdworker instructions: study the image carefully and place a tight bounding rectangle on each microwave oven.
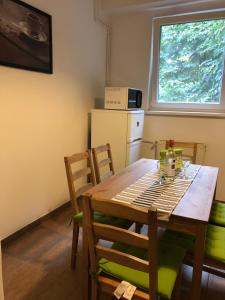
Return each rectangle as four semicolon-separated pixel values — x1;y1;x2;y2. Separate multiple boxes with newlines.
105;87;142;110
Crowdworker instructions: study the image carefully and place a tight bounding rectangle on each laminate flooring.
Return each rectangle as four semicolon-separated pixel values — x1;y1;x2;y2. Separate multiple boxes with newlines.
2;206;225;300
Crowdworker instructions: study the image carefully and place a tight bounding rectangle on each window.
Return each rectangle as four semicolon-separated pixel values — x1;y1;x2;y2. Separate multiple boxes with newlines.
150;12;225;111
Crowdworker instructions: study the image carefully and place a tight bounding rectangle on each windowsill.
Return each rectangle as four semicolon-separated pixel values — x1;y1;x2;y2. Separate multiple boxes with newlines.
145;110;225;119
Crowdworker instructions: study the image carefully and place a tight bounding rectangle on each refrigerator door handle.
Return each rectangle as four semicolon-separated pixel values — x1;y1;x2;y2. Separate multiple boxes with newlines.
129;138;142;144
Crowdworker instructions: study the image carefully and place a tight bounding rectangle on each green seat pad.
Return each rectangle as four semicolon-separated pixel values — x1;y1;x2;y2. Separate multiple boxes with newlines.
98;238;187;299
205;224;225;263
74;211;132;229
162;225;225;264
210;202;225;227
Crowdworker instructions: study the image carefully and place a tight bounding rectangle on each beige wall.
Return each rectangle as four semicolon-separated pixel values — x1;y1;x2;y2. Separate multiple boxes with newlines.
143;116;225;200
0;0;106;239
110;13;151;106
109;2;225;201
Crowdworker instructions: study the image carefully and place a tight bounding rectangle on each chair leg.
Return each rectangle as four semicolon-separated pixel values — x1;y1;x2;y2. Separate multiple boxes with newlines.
71;221;79;270
91;278;98;300
82;226;90;300
135;222;142;234
172;269;182;300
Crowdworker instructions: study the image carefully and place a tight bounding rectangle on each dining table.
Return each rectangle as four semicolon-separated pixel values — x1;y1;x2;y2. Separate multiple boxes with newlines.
82;158;219;300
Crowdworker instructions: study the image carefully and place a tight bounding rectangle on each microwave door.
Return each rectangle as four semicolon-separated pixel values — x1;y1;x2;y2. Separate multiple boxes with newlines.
128;89;142;109
128;99;137;109
128;89;136;109
136;90;142;108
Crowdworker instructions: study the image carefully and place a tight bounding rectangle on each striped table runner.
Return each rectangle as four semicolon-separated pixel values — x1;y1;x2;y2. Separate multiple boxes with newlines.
112;164;201;221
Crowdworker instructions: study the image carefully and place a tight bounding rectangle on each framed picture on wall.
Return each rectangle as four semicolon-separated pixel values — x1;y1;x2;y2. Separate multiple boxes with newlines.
0;0;52;74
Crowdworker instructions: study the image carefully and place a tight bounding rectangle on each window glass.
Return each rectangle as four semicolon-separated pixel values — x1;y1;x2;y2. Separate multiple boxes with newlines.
158;19;225;104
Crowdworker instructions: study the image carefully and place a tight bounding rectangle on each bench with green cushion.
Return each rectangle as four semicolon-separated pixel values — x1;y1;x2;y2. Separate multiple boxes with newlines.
74;211;133;229
98;236;189;299
210;202;225;227
162;225;225;264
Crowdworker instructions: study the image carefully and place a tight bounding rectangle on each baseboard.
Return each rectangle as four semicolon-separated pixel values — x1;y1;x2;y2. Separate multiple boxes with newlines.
1;201;71;246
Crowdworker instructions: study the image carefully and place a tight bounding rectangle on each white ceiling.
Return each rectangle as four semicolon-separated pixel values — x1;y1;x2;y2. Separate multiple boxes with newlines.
99;0;220;15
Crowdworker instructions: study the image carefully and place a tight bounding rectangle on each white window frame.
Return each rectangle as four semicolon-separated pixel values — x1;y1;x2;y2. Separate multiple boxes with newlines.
149;11;225;112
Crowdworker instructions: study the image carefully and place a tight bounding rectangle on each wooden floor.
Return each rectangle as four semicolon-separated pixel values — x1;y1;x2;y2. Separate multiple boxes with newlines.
1;206;225;300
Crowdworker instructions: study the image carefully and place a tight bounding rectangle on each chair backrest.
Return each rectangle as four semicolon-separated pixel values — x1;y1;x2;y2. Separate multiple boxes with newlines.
165;141;198;164
83;195;158;300
64;150;96;214
92;143;115;184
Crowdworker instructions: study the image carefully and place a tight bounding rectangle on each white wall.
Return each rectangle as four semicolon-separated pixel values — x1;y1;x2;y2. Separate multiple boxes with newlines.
0;0;106;239
101;0;156;10
109;2;225;201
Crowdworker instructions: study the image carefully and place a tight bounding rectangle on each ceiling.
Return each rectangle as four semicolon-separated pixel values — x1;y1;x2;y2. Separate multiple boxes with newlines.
99;0;219;15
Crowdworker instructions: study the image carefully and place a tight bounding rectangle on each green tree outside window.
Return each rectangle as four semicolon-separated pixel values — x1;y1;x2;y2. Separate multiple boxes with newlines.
158;19;225;104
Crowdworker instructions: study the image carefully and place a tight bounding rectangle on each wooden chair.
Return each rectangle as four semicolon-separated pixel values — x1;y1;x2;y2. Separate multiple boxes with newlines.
162;226;225;279
92;143;115;184
92;143;141;233
83;195;187;300
184;224;225;278
210;200;225;227
165;141;198;164
64;150;96;269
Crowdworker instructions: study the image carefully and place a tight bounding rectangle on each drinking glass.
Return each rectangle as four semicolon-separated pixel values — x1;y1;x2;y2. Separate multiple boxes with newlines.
182;160;190;179
157;160;165;184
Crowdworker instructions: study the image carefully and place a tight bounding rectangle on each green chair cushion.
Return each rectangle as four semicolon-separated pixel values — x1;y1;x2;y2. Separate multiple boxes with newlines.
205;224;225;263
98;237;188;299
162;225;225;264
210;202;225;227
74;211;132;229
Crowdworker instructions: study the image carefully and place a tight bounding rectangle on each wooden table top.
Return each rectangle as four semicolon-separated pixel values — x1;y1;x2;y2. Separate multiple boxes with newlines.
87;159;219;223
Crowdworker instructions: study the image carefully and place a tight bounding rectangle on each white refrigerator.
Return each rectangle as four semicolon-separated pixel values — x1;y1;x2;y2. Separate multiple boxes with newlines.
91;109;144;172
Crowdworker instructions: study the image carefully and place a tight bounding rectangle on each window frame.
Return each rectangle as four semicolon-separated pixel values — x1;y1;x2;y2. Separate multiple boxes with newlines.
150;11;225;112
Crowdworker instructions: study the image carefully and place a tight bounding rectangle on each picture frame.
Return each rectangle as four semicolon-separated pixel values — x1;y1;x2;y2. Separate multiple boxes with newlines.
0;0;52;74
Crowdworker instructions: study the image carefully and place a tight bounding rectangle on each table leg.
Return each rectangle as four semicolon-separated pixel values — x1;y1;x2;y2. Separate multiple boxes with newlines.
213;183;217;201
190;223;207;300
82;224;90;300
